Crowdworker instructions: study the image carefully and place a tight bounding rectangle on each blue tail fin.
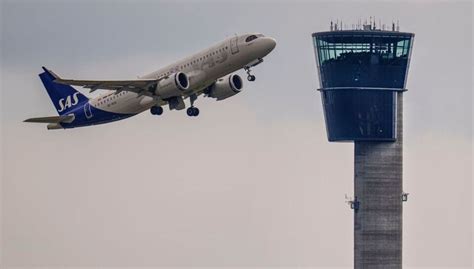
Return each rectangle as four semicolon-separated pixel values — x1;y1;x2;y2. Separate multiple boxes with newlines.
39;67;88;115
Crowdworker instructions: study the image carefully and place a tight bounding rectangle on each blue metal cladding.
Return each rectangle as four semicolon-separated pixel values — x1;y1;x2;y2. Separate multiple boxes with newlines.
321;89;397;141
312;31;414;141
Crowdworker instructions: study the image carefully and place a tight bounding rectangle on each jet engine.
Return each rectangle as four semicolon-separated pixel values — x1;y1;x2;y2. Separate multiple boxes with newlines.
207;74;243;101
154;72;189;98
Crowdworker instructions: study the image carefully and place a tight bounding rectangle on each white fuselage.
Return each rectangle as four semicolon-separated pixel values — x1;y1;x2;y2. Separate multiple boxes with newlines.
89;33;276;115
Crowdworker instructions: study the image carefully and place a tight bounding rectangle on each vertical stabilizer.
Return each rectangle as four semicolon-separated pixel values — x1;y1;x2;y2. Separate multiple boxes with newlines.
39;67;88;115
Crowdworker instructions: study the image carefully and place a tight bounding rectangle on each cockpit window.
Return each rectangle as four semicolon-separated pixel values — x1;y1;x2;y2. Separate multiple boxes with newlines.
245;35;258;42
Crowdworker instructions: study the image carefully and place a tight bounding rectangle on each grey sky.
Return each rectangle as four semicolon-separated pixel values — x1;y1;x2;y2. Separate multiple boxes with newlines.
1;0;472;268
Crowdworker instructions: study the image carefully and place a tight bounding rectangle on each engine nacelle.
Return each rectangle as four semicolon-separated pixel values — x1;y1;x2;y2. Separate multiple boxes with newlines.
207;74;243;101
186;70;206;90
154;72;189;98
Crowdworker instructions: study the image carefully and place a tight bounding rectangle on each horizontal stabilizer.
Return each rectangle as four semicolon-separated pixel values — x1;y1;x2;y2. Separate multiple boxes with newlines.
24;114;75;124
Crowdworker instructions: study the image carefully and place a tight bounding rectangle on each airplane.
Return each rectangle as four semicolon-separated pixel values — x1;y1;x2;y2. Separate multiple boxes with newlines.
24;33;276;129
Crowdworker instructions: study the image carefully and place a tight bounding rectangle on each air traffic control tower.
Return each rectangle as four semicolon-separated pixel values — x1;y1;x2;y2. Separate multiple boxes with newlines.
312;22;414;268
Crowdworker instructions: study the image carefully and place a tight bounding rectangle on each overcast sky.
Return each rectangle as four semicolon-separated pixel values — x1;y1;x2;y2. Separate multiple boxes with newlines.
1;1;472;268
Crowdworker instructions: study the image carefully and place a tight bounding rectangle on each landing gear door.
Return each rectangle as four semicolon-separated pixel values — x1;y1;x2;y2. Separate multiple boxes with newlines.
230;36;239;55
84;102;93;119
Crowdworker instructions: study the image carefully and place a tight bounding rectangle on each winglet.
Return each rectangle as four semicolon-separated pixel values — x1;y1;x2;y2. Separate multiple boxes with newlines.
41;66;61;80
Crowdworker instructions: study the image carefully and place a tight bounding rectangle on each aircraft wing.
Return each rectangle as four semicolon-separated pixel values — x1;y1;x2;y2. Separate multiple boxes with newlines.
24;114;75;124
43;67;157;94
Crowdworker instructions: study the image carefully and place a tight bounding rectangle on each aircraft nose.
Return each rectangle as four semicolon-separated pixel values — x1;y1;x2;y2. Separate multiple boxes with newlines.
266;37;277;51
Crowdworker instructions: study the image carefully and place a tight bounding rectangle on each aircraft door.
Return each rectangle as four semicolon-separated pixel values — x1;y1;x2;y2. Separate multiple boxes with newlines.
84;102;93;119
230;36;239;54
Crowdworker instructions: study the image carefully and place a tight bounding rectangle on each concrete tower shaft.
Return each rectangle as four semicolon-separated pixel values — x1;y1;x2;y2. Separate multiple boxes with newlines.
354;92;403;268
